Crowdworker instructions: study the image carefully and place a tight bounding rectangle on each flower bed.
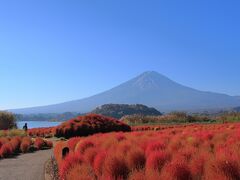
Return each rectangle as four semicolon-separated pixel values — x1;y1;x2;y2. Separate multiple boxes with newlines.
54;123;240;179
0;136;53;158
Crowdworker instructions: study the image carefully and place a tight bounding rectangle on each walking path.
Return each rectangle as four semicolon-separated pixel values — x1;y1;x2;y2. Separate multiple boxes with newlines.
0;148;53;180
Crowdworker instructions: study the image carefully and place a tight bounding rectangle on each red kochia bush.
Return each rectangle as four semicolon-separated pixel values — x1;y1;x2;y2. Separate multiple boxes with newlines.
161;161;192;180
129;170;146;180
215;158;240;179
65;163;94;180
20;137;31;153
34;137;45;150
28;127;54;137
83;147;98;166
10;136;21;152
46;141;53;148
54;114;131;138
60;153;84;180
146;151;170;172
103;154;130;179
67;137;82;151
34;138;53;150
54;141;68;166
75;140;95;154
205;150;240;179
20;141;31;153
116;133;127;141
145;141;166;156
93;151;107;177
126;148;146;170
0;143;13;158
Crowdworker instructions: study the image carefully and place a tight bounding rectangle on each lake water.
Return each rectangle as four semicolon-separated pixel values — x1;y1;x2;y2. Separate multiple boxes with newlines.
17;121;61;129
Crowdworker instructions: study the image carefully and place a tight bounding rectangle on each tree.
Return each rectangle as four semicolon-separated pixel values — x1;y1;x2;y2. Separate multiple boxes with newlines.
0;111;17;130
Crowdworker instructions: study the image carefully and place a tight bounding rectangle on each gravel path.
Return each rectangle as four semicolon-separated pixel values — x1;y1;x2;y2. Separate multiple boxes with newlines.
0;149;53;180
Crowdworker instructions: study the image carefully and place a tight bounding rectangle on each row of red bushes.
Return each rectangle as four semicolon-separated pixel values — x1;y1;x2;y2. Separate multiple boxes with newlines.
0;136;53;158
131;124;181;131
27;115;206;139
131;123;206;131
28;127;54;138
54;123;240;180
27;124;176;138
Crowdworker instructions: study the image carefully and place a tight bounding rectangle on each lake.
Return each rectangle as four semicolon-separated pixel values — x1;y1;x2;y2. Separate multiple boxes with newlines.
17;121;61;129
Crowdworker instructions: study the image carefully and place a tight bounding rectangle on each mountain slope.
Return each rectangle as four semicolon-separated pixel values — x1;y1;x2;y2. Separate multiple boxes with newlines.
9;71;240;114
235;96;240;100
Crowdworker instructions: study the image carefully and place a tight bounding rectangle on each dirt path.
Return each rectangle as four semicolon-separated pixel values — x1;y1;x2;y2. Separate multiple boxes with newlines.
0;148;53;180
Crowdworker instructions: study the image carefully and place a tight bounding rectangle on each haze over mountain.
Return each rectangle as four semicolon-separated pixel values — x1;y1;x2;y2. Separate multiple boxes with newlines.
9;71;240;114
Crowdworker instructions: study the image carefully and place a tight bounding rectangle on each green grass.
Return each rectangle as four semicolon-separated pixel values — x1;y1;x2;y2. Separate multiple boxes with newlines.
0;129;27;137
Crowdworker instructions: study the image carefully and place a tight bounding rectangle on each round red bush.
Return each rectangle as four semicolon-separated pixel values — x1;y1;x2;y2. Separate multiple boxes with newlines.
34;137;45;150
93;151;107;176
162;161;192;180
60;153;84;180
127;148;146;170
146;151;170;171
55;114;131;138
75;140;95;155
0;143;13;158
20;141;31;153
103;154;130;179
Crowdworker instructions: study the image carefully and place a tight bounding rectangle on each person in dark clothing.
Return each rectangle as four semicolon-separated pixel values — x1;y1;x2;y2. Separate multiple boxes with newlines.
23;123;28;132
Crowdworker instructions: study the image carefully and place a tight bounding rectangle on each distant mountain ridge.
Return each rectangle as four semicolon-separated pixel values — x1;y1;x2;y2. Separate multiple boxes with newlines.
9;71;240;114
232;107;240;112
91;104;162;119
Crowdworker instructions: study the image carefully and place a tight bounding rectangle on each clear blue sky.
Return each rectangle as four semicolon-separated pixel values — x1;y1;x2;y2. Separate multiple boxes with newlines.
1;0;240;110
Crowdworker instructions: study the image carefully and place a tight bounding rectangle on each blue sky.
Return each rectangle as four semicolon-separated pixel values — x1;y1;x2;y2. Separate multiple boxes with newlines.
0;0;240;109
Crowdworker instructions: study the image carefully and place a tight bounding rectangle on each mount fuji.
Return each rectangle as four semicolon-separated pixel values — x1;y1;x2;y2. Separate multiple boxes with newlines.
9;71;240;114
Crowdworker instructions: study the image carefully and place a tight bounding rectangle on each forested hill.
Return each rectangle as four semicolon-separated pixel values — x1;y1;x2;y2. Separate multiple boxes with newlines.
91;104;162;119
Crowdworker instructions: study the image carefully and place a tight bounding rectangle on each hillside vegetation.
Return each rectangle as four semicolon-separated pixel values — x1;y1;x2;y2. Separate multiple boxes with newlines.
216;112;240;123
91;104;162;119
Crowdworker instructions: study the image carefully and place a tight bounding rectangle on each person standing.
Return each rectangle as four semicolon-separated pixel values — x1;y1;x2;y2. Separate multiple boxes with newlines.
23;123;28;132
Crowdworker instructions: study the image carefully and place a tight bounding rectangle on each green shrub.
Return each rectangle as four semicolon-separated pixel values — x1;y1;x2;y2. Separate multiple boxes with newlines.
0;111;17;130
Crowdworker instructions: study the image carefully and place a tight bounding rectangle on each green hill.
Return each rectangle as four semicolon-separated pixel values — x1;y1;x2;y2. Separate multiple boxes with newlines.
91;104;162;119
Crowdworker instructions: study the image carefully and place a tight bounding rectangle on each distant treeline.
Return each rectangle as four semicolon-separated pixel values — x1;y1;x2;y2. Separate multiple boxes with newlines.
121;112;214;125
216;112;240;123
121;111;240;125
15;112;82;122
